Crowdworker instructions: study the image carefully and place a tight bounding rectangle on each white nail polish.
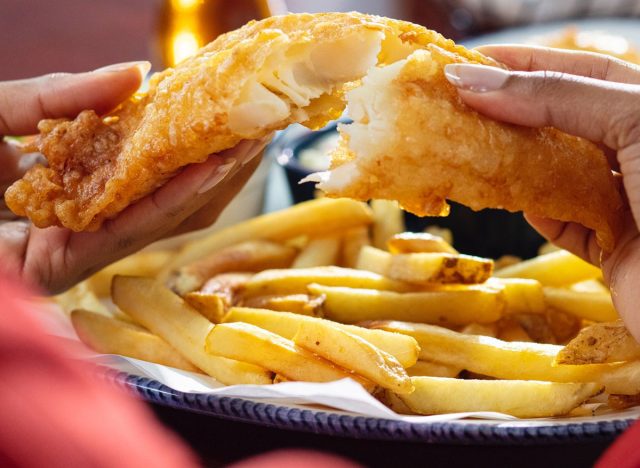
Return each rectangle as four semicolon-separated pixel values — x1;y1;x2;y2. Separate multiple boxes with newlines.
197;159;236;194
94;61;151;78
444;63;510;93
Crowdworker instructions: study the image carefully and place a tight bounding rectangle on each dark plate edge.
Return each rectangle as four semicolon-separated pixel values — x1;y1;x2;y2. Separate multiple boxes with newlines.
96;368;634;446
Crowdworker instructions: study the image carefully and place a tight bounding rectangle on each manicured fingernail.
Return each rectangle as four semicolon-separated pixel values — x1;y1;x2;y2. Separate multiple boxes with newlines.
239;138;271;167
444;63;509;92
93;61;151;78
197;159;236;194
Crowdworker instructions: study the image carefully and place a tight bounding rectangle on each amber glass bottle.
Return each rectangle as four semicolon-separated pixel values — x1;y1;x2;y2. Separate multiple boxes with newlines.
158;0;287;67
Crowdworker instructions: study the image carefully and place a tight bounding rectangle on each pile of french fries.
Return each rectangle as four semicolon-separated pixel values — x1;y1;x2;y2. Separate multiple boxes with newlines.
59;198;639;419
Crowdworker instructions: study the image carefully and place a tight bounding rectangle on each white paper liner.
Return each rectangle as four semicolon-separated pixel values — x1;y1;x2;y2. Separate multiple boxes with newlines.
35;301;640;426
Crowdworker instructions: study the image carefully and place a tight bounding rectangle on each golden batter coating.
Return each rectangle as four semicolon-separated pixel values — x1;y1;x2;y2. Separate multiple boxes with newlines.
312;46;625;252
6;12;492;231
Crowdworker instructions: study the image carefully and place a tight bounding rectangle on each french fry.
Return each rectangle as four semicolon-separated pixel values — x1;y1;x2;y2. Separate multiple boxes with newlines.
356;246;493;285
367;320;640;394
543;287;618;322
310;284;503;325
71;309;200;372
111;276;273;385
494;255;522;270
241;294;324;316
424;226;453;245
292;235;340;268
341;226;370;269
387;232;457;254
514;314;556;344
170;240;297;295
460;323;498;338
487;278;546;315
371;200;405;249
224;307;419;368
395;377;602;418
608;393;640;410
494;250;601;286
162;198;373;275
292;321;413;393
545;308;582;344
205;322;364;385
407;360;461;378
571;279;609;294
241;266;411;297
87;250;172;297
184;292;228;323
497;319;532;342
56;282;112;316
556;320;640;365
201;273;252;301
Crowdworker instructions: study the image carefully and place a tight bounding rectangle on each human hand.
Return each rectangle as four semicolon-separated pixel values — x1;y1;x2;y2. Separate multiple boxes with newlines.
444;45;640;338
0;63;268;294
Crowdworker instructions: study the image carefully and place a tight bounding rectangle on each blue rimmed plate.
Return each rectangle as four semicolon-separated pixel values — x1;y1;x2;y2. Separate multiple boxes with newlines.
99;369;635;445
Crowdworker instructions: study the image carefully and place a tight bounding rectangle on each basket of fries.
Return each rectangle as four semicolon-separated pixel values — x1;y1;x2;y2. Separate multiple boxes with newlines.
50;197;640;440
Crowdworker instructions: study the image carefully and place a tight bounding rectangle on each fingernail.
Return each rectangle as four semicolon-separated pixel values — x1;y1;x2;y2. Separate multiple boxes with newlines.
197;159;236;194
239;139;269;167
444;63;510;92
93;61;151;78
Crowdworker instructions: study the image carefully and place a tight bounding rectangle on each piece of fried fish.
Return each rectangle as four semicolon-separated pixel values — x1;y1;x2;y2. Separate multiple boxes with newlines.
6;13;490;231
309;46;624;251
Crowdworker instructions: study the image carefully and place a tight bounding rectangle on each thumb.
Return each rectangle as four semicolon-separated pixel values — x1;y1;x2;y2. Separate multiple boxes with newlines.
443;63;640;151
0;61;149;135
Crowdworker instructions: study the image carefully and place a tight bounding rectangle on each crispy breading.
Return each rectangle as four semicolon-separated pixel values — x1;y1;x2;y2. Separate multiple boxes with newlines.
312;46;625;251
6;13;493;232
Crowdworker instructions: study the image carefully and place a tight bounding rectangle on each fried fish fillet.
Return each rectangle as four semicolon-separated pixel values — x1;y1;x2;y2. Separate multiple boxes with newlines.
5;13;491;232
309;46;625;251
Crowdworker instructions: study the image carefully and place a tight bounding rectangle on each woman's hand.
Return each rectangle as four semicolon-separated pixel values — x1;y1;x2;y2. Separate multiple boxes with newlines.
444;45;640;338
0;62;268;294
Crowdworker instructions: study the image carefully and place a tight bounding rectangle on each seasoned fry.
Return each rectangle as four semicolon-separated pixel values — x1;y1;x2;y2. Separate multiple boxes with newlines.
368;320;640;394
184;292;228;323
497;319;532;342
608;393;640;410
201;273;252;301
311;283;503;325
170;240;297;295
241;294;324;316
163;198;373;274
556;320;640;365
293;320;413;393
224;307;419;368
241;266;411;297
205;322;363;385
356;246;493;285
292;235;341;268
387;232;457;254
543;287;618;322
71;309;200;372
112;276;272;385
407;360;461;378
340;226;370;268
371;200;405;250
87;250;172;297
494;250;601;286
396;377;602;418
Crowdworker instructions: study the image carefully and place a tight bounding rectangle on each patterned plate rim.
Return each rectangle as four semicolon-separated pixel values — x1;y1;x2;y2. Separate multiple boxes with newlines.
99;369;634;445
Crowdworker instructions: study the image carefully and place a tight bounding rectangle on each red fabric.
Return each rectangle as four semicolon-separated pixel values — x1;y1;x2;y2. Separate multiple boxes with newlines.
229;449;362;468
0;275;199;468
598;421;640;468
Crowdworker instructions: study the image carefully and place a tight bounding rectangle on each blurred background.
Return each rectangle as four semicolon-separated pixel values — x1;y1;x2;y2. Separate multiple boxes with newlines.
3;0;640;80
